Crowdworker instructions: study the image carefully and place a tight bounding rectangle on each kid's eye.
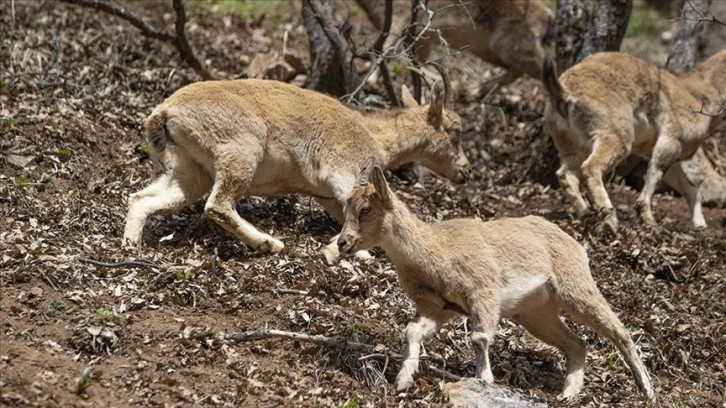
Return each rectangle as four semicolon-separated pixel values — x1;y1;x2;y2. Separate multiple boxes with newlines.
360;206;372;215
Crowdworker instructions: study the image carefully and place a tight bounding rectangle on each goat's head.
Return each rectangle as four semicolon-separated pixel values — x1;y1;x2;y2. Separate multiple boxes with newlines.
402;77;471;183
338;163;394;255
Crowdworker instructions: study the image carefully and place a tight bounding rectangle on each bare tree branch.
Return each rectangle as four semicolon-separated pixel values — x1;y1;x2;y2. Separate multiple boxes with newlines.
59;0;214;80
172;0;213;80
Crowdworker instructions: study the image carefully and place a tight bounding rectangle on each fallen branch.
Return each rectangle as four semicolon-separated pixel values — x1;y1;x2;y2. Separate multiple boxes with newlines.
77;256;158;269
226;329;389;354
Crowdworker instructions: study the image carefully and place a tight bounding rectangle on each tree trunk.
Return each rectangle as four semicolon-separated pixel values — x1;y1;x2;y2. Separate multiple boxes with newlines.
302;0;362;98
667;0;712;71
554;0;589;72
580;0;633;58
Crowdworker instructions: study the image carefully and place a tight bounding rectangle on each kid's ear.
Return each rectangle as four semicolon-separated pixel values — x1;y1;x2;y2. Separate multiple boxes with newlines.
370;166;391;203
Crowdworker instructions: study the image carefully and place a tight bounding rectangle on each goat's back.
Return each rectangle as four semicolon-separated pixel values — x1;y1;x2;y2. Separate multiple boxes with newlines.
558;53;699;116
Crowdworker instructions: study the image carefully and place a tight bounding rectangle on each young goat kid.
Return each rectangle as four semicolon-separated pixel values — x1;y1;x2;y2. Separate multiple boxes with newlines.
338;165;654;400
124;79;470;260
543;51;726;234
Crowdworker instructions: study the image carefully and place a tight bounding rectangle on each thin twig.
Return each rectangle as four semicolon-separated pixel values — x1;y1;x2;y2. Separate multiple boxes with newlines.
77;256;158;269
226;329;391;354
425;362;463;381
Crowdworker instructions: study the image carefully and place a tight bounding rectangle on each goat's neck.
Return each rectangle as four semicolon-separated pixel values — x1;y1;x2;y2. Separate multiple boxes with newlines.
361;110;432;169
378;199;437;269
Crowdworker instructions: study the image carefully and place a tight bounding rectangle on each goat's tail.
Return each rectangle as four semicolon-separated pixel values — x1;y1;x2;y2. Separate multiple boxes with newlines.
542;56;568;118
144;110;170;153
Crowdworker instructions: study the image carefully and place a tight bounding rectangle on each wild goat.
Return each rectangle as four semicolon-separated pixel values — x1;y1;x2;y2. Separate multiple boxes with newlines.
337;164;654;400
543;51;726;234
356;0;554;95
124;78;470;260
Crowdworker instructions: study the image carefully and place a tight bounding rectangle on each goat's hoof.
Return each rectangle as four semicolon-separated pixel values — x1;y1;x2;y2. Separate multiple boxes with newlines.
257;239;284;254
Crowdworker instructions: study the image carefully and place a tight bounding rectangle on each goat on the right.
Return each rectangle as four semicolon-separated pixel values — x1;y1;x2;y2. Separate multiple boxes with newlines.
543;50;726;234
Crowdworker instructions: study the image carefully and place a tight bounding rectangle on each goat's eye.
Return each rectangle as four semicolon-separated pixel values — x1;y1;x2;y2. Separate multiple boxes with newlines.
360;206;372;216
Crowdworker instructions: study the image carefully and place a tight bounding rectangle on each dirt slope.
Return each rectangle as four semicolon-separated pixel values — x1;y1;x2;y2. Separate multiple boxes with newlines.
1;2;724;407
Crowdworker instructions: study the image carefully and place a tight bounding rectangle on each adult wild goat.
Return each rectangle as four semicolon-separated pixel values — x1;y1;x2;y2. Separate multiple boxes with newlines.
124;78;470;260
356;0;554;95
337;164;654;400
543;51;726;234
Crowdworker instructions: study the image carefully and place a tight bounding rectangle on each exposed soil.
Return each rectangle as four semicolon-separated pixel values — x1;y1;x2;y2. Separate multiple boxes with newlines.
1;2;725;408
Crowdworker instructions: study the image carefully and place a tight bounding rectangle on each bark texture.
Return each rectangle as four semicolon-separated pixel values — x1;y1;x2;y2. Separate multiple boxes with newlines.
302;0;361;98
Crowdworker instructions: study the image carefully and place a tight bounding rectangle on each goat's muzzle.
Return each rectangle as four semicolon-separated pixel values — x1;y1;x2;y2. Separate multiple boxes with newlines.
455;166;473;184
337;234;358;254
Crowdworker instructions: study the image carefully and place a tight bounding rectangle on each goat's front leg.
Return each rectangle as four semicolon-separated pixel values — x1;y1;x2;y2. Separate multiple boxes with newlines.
662;160;706;229
395;312;448;392
637;137;682;226
469;299;501;384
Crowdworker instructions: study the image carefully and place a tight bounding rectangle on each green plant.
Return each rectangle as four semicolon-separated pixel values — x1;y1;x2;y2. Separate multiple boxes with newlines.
337;397;359;408
3;117;13;129
0;77;7;88
57;148;73;162
390;60;405;76
12;177;32;188
40;173;53;184
46;300;66;317
605;352;619;368
626;6;670;37
137;142;150;157
94;308;114;323
172;268;196;281
76;366;92;395
343;325;368;342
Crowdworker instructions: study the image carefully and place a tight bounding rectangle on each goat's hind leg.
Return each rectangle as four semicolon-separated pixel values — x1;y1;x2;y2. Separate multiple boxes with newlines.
581;130;631;234
204;154;284;254
556;153;589;216
514;305;587;399
563;292;654;399
124;157;211;246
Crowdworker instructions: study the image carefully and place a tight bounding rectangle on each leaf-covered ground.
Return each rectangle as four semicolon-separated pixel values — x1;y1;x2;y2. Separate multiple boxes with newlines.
1;2;724;407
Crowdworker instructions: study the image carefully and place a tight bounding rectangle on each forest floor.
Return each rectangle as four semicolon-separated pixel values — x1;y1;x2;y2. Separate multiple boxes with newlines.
1;1;725;407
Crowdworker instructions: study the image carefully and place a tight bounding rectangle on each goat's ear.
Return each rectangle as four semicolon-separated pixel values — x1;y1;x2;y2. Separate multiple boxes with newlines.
401;85;419;107
427;81;444;129
356;158;375;187
370;166;391;203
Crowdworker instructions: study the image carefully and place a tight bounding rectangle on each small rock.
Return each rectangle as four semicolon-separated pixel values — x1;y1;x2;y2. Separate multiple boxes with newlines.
7;154;36;168
444;379;547;408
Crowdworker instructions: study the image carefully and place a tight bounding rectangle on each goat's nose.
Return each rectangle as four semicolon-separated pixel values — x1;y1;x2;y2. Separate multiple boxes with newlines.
337;238;348;251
